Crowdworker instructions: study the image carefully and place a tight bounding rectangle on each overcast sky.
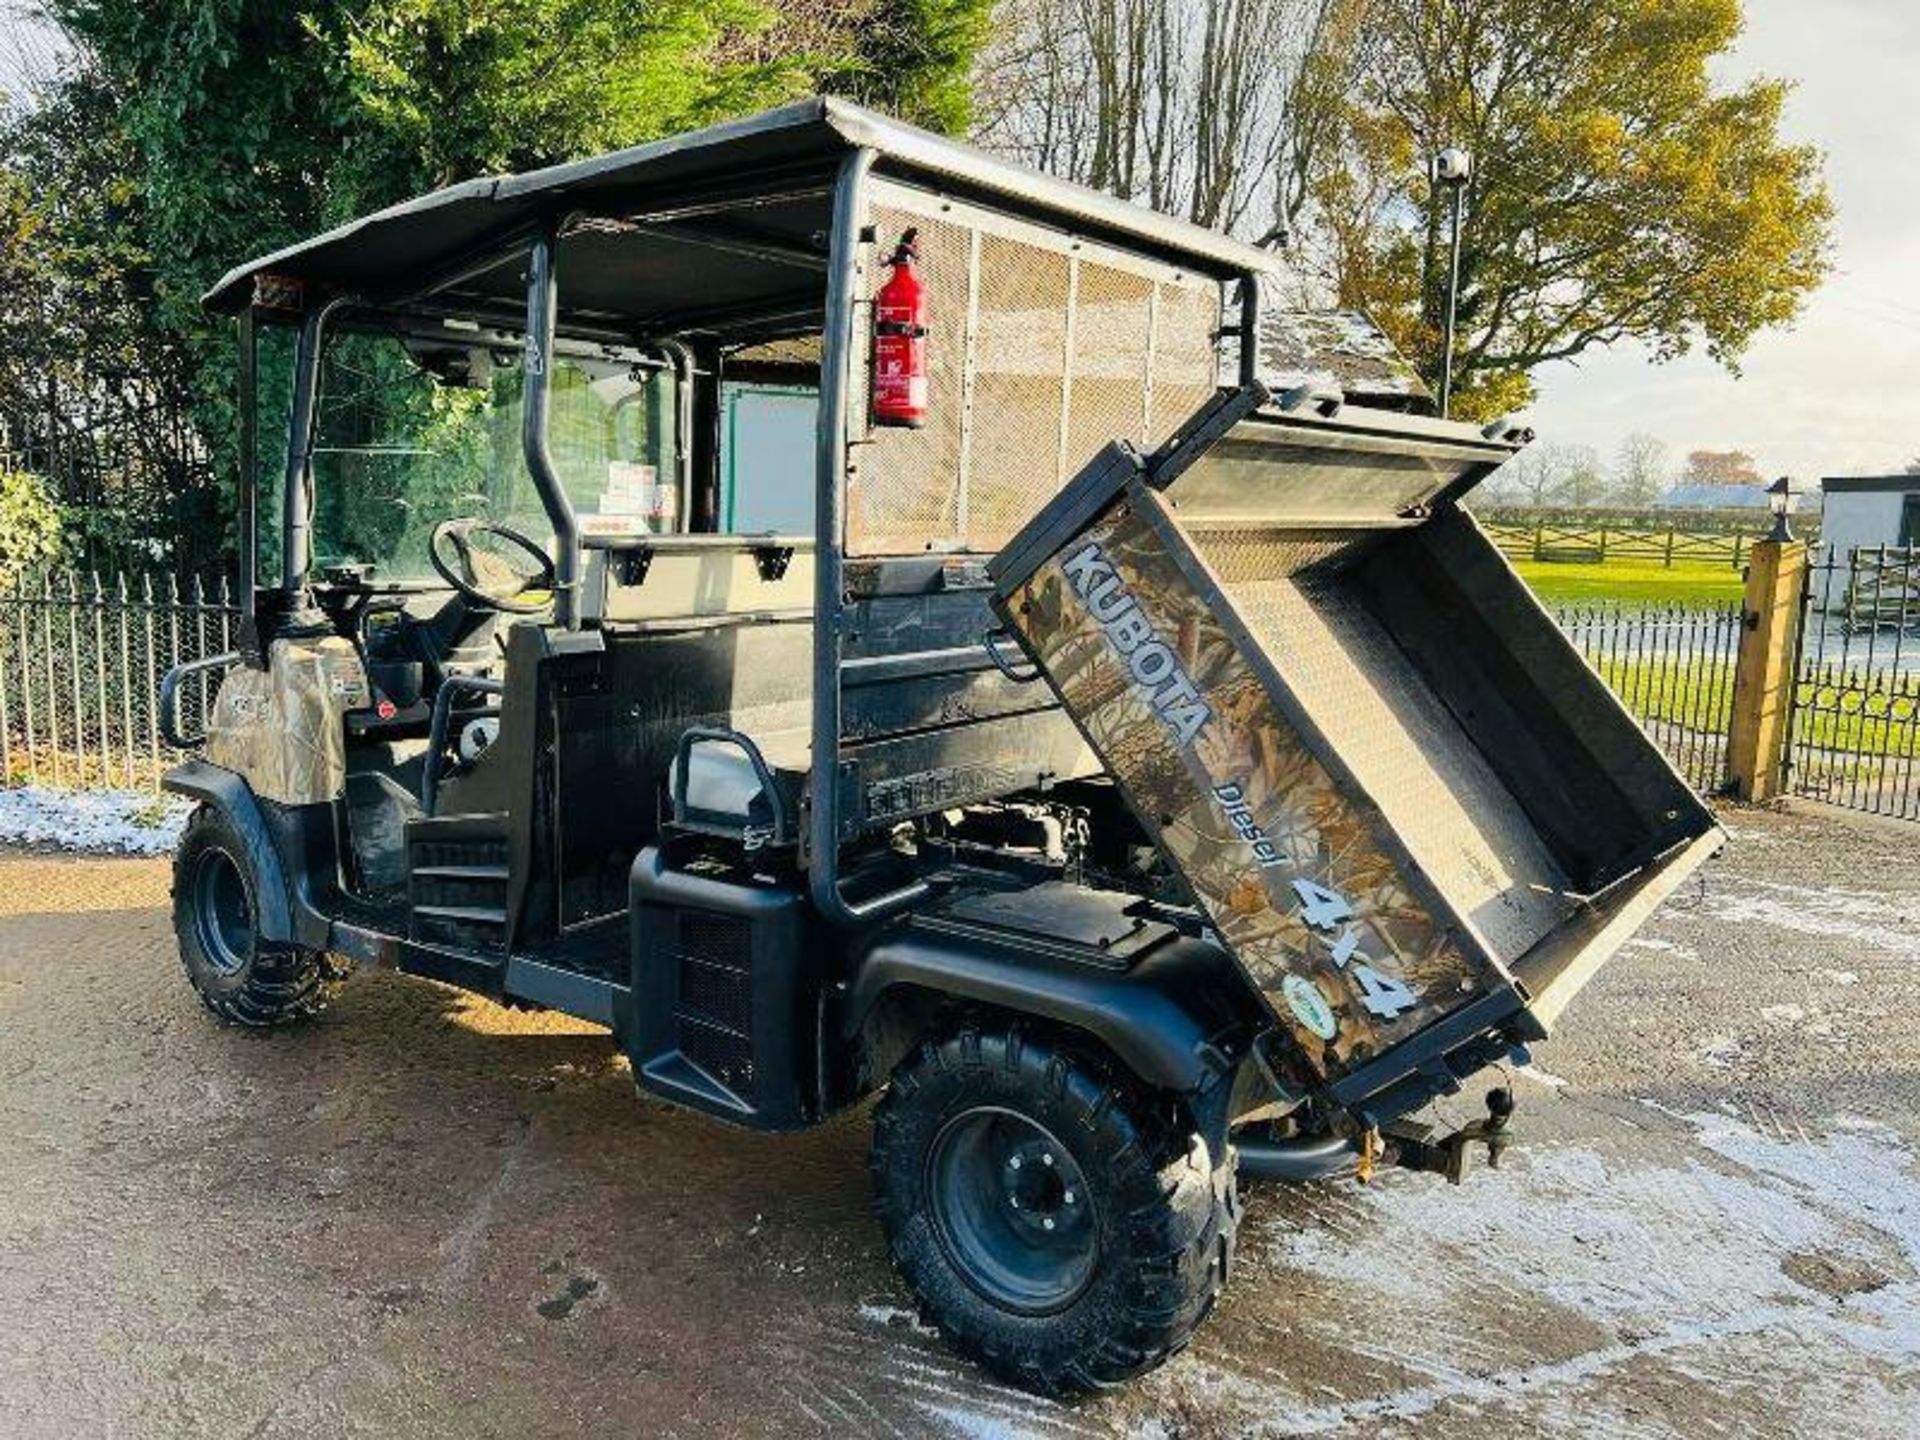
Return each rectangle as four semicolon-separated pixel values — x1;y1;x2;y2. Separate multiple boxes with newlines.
1527;0;1920;482
5;3;1913;485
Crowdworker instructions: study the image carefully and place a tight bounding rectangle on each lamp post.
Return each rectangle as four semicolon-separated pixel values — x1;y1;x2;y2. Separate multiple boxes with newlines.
1434;147;1472;418
1765;475;1799;543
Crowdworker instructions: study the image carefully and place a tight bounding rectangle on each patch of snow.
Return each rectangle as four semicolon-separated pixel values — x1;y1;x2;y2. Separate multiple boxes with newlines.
1625;936;1700;961
0;785;188;856
918;1402;1052;1440
860;1301;941;1339
1704;876;1920;959
1216;1110;1920;1433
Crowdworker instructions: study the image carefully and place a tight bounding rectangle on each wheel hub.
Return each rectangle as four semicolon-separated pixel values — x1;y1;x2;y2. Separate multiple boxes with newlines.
927;1107;1099;1315
191;847;252;978
1000;1138;1085;1237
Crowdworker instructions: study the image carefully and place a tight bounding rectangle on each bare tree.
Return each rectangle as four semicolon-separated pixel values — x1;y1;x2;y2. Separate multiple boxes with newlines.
974;0;1338;239
1612;432;1669;508
1486;441;1599;509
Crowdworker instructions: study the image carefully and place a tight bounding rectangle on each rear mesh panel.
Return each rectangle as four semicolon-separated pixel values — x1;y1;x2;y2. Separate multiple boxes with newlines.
853;191;1222;556
967;234;1071;544
1066;265;1155;472
851;210;973;553
1150;282;1224;442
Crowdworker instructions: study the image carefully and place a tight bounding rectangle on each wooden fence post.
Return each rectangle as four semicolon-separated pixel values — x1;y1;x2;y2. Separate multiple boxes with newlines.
1727;537;1808;801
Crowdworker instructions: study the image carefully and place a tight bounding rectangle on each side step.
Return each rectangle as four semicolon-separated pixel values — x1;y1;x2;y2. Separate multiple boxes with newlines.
407;817;513;952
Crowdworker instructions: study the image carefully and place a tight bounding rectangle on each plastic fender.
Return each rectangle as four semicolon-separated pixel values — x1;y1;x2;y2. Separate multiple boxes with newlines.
161;758;297;945
846;928;1244;1094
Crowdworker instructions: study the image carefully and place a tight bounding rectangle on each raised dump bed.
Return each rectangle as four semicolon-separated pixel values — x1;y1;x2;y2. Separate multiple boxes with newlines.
989;386;1723;1124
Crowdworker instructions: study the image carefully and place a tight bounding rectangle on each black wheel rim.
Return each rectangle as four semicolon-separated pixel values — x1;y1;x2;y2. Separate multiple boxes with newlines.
191;847;252;977
928;1107;1099;1315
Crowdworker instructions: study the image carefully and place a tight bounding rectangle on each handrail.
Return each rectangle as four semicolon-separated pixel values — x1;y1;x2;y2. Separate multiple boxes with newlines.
523;220;583;628
421;674;506;813
670;726;792;846
158;652;240;750
982;626;1043;684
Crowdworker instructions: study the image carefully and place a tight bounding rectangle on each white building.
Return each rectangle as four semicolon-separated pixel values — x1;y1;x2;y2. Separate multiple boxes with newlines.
1820;476;1920;557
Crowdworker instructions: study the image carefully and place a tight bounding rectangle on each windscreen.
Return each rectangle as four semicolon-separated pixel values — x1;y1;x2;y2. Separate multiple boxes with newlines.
293;329;677;584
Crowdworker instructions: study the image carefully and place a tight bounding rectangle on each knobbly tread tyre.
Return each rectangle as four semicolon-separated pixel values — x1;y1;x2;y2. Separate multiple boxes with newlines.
870;1026;1238;1395
171;805;346;1028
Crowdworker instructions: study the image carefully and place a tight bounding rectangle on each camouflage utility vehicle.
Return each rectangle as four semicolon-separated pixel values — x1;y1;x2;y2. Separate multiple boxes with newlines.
161;99;1721;1392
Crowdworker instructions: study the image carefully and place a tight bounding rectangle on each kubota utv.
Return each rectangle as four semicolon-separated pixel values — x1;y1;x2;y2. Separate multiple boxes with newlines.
160;99;1721;1393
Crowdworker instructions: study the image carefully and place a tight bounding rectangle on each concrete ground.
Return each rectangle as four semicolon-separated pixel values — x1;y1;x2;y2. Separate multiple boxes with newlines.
1;805;1916;1438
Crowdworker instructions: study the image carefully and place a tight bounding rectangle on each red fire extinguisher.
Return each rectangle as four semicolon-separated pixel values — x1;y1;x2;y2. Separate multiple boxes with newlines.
873;228;928;429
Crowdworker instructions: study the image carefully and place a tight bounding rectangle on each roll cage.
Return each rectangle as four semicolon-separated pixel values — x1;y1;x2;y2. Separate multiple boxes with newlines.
225;99;1274;935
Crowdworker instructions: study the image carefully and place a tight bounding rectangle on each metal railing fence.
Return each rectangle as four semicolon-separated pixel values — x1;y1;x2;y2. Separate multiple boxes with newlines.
1788;545;1920;820
1551;601;1746;794
1;561;1910;823
0;571;238;791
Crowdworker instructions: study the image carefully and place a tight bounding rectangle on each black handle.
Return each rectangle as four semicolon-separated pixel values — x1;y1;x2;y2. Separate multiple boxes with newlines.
158;652;239;750
982;627;1043;685
670;725;791;845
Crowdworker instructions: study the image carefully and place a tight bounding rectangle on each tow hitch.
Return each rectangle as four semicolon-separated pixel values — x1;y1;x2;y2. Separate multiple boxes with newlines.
1380;1086;1516;1185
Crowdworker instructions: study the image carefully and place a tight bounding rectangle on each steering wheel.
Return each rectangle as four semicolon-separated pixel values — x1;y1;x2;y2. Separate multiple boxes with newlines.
428;519;557;614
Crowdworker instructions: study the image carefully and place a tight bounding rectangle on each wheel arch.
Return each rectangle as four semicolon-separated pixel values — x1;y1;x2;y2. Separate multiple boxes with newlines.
845;927;1256;1098
163;759;297;945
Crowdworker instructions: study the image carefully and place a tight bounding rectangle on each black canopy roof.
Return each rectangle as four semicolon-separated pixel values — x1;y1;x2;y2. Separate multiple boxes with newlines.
204;98;1278;334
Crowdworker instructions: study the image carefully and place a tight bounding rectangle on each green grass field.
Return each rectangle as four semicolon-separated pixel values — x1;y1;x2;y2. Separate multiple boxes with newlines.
1592;654;1916;758
1513;557;1746;608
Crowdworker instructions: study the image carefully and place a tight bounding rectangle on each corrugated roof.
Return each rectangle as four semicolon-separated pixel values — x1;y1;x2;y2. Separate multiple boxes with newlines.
203;97;1278;319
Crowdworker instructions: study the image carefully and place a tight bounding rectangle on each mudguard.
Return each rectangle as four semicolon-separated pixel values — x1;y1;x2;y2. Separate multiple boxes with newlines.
846;919;1255;1093
162;758;298;944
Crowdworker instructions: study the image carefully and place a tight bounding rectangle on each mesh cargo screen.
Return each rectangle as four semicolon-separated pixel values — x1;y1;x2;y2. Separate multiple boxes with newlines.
851;191;1223;555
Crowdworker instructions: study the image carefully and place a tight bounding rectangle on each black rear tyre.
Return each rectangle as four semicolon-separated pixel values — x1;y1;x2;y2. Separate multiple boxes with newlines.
871;1027;1237;1395
171;805;345;1027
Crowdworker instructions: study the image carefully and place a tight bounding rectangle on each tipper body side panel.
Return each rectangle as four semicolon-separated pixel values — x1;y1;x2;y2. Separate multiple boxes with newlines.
989;388;1720;1123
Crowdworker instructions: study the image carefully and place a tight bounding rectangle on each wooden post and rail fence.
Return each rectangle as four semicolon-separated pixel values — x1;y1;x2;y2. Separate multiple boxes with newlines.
1481;519;1752;570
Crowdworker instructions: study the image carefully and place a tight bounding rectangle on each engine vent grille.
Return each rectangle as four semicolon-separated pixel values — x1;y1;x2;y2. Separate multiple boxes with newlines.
674;911;756;1098
679;1015;756;1096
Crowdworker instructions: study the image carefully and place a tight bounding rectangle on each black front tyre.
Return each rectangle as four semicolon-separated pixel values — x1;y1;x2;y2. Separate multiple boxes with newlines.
172;805;345;1027
871;1028;1237;1395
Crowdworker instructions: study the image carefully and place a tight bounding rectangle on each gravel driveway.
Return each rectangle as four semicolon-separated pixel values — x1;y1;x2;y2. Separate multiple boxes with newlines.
1;805;1916;1437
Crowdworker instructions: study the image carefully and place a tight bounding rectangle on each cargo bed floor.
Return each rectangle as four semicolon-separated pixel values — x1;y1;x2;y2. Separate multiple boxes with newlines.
1201;540;1576;962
